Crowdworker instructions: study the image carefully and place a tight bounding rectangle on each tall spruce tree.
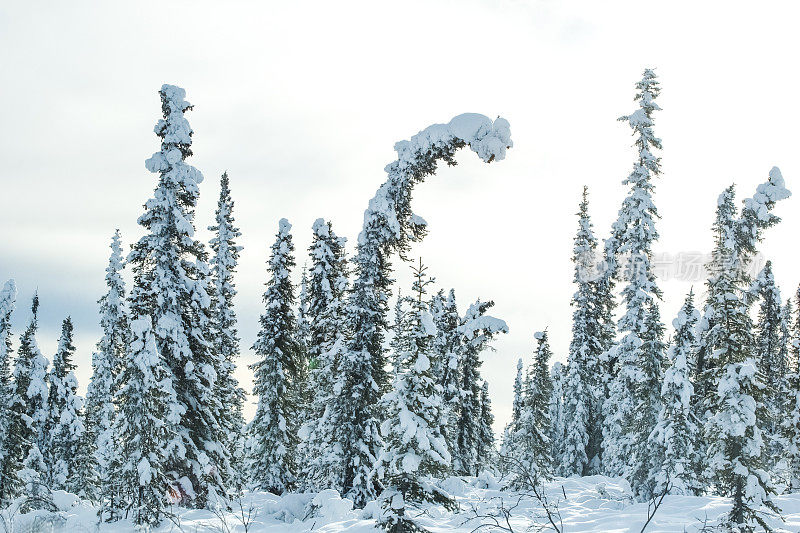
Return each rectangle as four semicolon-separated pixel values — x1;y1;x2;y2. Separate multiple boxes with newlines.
649;291;701;495
249;218;301;494
477;380;496;472
603;69;666;499
700;169;789;531
44;317;85;492
499;358;524;461
751;261;787;470
563;187;605;476
9;294;51;507
299;218;350;491
376;259;451;531
330;113;511;505
514;331;553;481
431;288;462;454
0;280;17;503
85;230;128;512
127;84;230;506
207;172;246;477
113;315;181;526
548;362;567;469
453;300;507;476
784;296;800;491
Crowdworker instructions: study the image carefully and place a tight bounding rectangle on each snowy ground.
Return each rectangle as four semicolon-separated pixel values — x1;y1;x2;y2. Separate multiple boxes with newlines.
4;475;800;532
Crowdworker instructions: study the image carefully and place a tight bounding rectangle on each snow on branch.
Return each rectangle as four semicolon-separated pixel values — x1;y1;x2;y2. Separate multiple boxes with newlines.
358;113;512;250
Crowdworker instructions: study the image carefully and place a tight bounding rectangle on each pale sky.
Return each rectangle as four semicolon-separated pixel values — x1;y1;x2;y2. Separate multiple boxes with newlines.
1;0;799;435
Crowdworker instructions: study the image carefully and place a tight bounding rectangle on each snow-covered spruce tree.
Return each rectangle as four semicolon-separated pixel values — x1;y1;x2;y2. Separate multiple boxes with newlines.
299;218;350;491
85;230;128;510
750;261;787;470
127;85;230;506
513;331;553;481
113;315;181;526
44;317;85;492
548;361;567;469
7;294;51;508
376;259;452;531
431;288;462;454
701;169;790;531
784;312;800;491
649;290;702;496
249;218;302;494
499;358;524;461
207;172;246;479
329;114;512;506
0;279;17;503
453;300;508;476
602;69;666;499
563;186;606;476
478;380;496;472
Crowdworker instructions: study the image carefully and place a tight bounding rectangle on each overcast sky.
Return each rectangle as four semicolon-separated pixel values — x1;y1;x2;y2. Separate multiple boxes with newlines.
1;0;799;434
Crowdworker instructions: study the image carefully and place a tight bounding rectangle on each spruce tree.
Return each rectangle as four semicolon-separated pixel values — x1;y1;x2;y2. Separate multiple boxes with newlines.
751;261;786;470
8;294;51;508
499;358;524;461
299;218;350;491
477;380;496;472
85;230;128;511
548;362;567;470
431;288;462;453
0;279;17;503
127;84;230;506
249;218;301;494
331;113;512;505
514;331;553;481
113;315;181;526
650;291;701;495
701;169;790;531
784;308;800;491
564;186;605;475
44;317;85;492
376;260;451;531
207;172;246;478
603;69;666;499
453;300;507;476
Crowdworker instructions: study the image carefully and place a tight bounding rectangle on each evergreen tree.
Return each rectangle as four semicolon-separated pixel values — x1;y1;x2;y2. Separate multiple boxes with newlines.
603;69;666;499
477;380;496;472
514;331;553;481
548;362;567;469
127;84;230;506
751;261;787;470
784;302;800;491
453;300;507;476
207;172;246;477
331;113;511;505
563;186;606;475
85;230;128;511
299;218;350;491
113;315;181;526
8;294;51;507
0;279;17;503
249;218;301;494
650;290;702;495
701;169;789;531
44;317;85;492
431;288;462;453
499;358;524;460
376;260;451;531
